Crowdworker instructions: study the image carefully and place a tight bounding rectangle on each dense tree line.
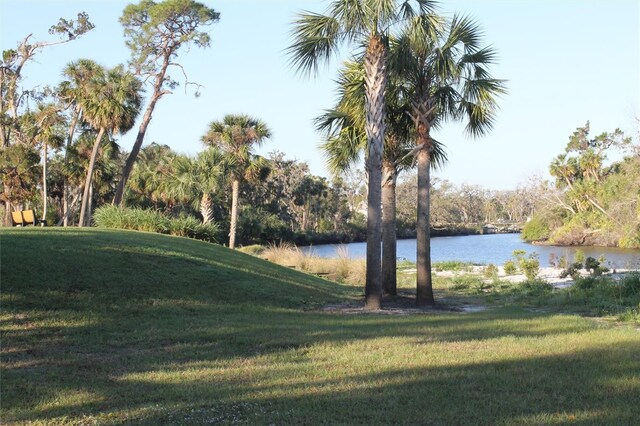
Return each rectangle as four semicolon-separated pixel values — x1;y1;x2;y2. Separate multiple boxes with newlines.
1;0;219;227
522;123;640;248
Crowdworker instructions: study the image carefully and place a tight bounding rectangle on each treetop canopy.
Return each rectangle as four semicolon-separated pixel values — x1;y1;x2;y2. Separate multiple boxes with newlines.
120;0;220;75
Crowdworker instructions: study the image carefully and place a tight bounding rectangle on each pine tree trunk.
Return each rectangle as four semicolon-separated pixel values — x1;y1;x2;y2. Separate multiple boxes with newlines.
113;53;171;206
382;162;397;296
63;107;81;227
229;179;240;249
416;130;435;306
79;128;105;227
363;34;387;310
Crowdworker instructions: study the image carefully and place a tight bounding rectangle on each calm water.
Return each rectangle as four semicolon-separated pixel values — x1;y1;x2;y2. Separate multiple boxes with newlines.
300;233;640;268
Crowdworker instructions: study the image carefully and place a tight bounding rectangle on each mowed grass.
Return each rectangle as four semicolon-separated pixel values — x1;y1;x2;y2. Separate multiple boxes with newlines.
1;229;639;425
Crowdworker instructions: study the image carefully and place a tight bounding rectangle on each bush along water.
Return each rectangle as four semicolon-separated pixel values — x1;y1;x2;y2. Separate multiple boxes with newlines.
93;206;220;243
511;250;540;281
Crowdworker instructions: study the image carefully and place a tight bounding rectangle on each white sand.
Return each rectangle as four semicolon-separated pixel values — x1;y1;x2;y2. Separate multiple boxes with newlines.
429;265;638;288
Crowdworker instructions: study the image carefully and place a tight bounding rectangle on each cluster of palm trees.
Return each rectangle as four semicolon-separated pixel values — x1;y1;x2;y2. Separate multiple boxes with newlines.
289;0;505;308
41;55;271;250
53;60;143;227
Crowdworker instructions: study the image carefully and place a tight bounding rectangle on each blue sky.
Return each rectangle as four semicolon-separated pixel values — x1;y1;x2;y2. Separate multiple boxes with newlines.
2;0;638;190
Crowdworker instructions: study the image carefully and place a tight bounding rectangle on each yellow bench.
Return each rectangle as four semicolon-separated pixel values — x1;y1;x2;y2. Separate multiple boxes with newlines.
11;209;46;226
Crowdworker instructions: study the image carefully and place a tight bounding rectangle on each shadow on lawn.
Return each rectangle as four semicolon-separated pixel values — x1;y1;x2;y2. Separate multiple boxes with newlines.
2;229;639;424
4;304;639;424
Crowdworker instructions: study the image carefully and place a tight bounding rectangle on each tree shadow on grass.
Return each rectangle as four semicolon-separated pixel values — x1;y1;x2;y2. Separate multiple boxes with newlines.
4;303;638;424
5;337;639;424
2;229;639;424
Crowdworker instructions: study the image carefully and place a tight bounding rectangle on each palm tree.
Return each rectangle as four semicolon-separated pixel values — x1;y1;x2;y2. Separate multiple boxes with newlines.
201;114;271;248
127;143;178;209
392;14;506;305
58;59;102;226
288;0;438;310
78;65;142;227
162;148;230;223
317;59;447;296
34;103;65;222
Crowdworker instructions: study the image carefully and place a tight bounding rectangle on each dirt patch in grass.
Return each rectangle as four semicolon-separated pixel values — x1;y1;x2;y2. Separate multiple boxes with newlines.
320;293;488;315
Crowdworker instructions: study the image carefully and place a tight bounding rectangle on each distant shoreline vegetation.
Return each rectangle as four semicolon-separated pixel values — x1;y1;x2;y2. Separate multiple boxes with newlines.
520;124;639;250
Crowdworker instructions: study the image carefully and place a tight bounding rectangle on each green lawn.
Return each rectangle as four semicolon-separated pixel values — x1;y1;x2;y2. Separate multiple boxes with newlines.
1;228;639;425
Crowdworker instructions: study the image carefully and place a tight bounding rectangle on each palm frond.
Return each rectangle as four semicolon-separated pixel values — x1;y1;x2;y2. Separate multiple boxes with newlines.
429;137;448;170
320;130;365;174
330;0;366;35
287;12;343;76
444;14;483;52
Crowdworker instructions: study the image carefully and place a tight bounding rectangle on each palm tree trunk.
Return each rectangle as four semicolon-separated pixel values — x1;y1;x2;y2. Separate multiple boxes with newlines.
382;163;397;296
363;34;387;310
229;179;240;249
79;128;105;227
200;192;212;224
42;140;48;223
416;135;434;306
63;107;81;227
113;53;171;206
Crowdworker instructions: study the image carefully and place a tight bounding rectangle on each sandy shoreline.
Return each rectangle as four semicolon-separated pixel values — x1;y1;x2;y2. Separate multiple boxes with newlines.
414;266;640;288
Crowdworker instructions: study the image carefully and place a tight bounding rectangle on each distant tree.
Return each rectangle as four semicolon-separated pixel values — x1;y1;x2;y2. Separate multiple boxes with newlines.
201;114;271;248
127;143;178;209
78;65;143;227
289;0;438;309
58;59;102;226
33;104;66;221
113;0;220;206
0;13;94;225
162;148;229;224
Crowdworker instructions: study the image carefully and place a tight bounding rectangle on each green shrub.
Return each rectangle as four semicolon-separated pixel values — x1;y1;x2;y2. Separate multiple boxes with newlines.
584;256;609;277
520;279;553;295
574;249;586;265
483;264;499;280
169;214;200;237
433;260;473;272
520;254;540;281
574;276;599;291
521;215;550;241
560;262;583;280
617;305;640;322
621;272;640;298
557;254;569;269
512;249;526;259
503;260;518;275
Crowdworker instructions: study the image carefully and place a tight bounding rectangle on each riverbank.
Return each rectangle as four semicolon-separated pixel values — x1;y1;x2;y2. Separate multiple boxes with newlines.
429;265;639;288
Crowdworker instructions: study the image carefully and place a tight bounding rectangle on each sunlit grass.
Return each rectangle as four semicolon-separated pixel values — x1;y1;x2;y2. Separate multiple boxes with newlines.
1;228;639;425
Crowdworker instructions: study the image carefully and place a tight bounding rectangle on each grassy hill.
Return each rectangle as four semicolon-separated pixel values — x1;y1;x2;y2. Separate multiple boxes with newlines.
1;228;639;425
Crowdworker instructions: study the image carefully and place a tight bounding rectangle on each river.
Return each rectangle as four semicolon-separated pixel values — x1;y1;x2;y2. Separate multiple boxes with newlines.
300;233;640;268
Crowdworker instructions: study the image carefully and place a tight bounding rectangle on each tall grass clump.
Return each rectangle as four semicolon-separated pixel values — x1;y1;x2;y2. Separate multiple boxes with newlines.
261;243;365;285
169;214;220;243
94;205;169;233
94;206;220;243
